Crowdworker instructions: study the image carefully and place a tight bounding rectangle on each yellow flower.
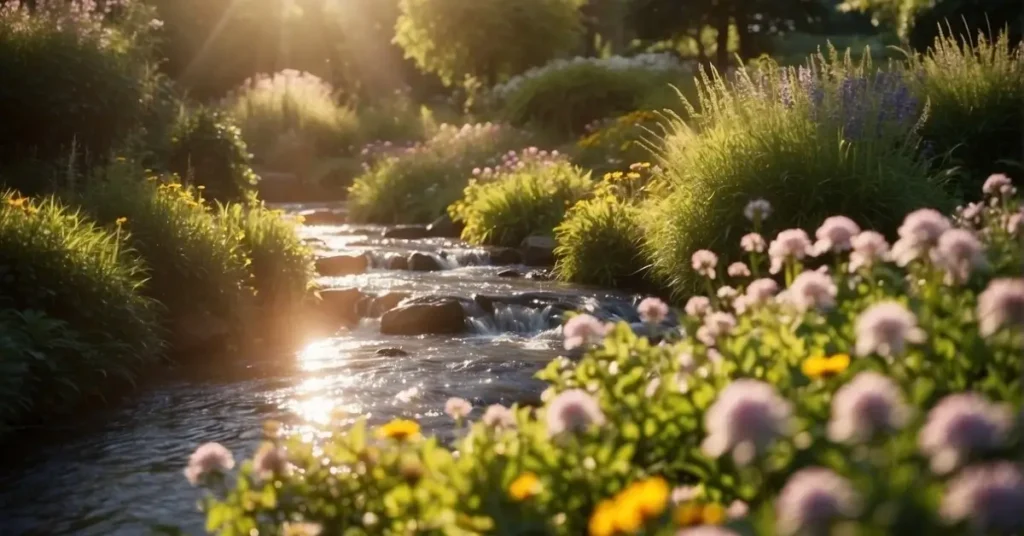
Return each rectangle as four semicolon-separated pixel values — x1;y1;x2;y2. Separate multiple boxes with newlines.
674;502;727;527
115;217;128;225
377;419;420;441
508;472;541;501
626;172;642;180
197;185;206;190
801;354;851;380
611;495;643;534
7;197;26;208
631;477;669;518
588;499;617;536
701;503;726;525
26;206;39;215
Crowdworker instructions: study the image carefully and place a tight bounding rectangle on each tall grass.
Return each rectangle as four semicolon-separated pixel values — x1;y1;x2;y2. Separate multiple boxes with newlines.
0;190;163;429
646;50;953;294
554;196;651;289
907;28;1024;197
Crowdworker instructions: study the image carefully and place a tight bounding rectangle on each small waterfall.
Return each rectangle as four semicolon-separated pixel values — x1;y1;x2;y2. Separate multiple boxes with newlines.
440;249;491;269
467;304;559;335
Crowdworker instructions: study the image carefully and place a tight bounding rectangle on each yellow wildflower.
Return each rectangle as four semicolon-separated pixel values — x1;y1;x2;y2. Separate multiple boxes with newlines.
801;354;851;380
377;419;420;441
611;495;643;533
626;172;642;180
115;217;128;225
197;185;206;190
508;472;541;501
632;477;669;518
7;197;26;208
674;501;727;527
26;206;39;215
588;499;617;536
701;503;726;525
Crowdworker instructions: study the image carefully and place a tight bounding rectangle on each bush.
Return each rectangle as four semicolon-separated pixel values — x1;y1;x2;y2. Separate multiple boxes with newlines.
0;191;163;430
491;53;690;137
394;0;585;86
448;158;592;247
168;107;260;204
347;123;534;224
224;70;361;172
186;179;1024;536
574;110;665;176
646;53;953;295
907;29;1024;198
78;163;252;351
0;2;155;176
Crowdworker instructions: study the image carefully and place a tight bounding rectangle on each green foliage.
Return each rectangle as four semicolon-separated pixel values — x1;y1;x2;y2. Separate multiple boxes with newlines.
574;110;664;176
907;29;1024;198
347;123;534;224
553;196;651;289
78;163;251;349
449;161;592;247
168;107;260;204
191;183;1024;536
0;1;158;184
394;0;586;86
907;0;1023;51
492;55;688;138
0;191;163;429
645;53;953;294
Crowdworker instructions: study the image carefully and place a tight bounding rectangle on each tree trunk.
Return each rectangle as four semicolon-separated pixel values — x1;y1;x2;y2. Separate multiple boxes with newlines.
715;7;730;70
734;5;753;61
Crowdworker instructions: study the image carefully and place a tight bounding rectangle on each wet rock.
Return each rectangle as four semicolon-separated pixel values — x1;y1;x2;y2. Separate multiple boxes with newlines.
498;269;522;278
473;294;496;315
520;235;556;267
408;252;443;272
315;253;369;276
380;298;467;335
367;291;411;317
300;210;347;226
386;255;409;271
375;347;409;357
172;311;230;354
488;247;522;265
525;269;553;281
318;287;364;325
426;213;464;238
383;225;431;240
302;237;326;246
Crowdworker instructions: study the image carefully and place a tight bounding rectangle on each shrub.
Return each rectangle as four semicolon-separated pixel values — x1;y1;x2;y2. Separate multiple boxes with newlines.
573;110;664;176
347;123;534;224
394;0;585;86
491;53;690;137
0;191;163;429
448;158;592;247
646;53;953;294
0;2;155;175
224;70;361;172
168;107;260;204
78;163;251;351
907;29;1024;198
187;179;1024;536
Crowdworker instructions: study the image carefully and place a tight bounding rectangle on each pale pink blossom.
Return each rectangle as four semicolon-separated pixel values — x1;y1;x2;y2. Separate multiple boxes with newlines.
814;216;861;255
827;372;909;444
184;442;235;485
638;297;669;324
1007;212;1023;236
546;389;605;436
745;278;779;305
685;296;712;317
691;249;719;279
703;312;736;339
482;404;516;429
701;380;792;465
931;229;987;284
977;278;1024;337
776;467;861;535
253;443;289;479
848;231;889;272
982;173;1016;198
562;314;608;350
941;462;1024;533
444;397;472;419
890;209;951;266
716;286;738;300
727;262;751;278
854;302;926;357
919;393;1013;474
787;270;838;312
740;233;766;253
744;199;773;222
768;229;813;274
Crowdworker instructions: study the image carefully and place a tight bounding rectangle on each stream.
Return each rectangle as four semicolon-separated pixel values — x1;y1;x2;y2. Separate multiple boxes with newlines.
0;203;648;535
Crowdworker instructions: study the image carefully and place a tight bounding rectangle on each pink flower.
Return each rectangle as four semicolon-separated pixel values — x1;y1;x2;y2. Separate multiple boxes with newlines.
638;297;669;324
685;296;712;317
814;216;861;255
854;302;926;357
1007;211;1023;236
827;372;909;444
787;270;838;312
703;312;736;339
253;443;289;479
717;286;738;300
444;397;472;419
184;442;235;485
546;389;605;436
919;393;1013;474
941;462;1024;533
740;233;766;253
768;229;812;274
691;249;719;279
743;199;772;222
890;209;951;266
977;278;1024;337
727;262;751;278
482;404;516;429
931;229;986;285
745;278;779;305
701;380;792;465
562;314;608;350
982;173;1016;198
776;467;861;535
848;231;889;272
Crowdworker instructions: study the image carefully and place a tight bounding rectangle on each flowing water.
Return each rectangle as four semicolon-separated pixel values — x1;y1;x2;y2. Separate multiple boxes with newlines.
0;204;647;535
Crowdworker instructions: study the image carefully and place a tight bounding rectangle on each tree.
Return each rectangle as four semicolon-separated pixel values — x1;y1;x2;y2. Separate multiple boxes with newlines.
394;0;586;87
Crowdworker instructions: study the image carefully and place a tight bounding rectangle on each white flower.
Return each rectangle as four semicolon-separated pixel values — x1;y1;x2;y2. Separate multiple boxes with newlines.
744;199;772;222
727;262;751;278
701;380;792;465
854;302;926;357
787;270;838;312
685;296;712;317
717;286;738;300
813;216;861;255
848;231;889;272
184;442;235;485
827;372;909;444
638;297;669;324
931;229;986;285
890;208;951;266
768;229;812;274
562;314;608;350
444;397;472;419
740;233;767;253
976;278;1024;337
546;389;605;436
691;249;719;279
482;404;517;429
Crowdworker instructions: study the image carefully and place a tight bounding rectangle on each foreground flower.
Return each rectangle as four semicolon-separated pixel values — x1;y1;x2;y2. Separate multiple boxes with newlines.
890;208;951;266
253;442;289;479
776;467;861;535
768;229;812;274
932;229;986;284
801;354;850;380
378;419;421;442
563;314;609;350
622;477;670;519
482;404;517;429
941;462;1024;533
746;278;779;306
184;442;235;485
787;270;838;312
814;216;861;255
977;278;1024;337
674;501;726;527
546;389;605;436
702;312;737;341
982;173;1016;198
827;371;909;443
638;297;670;324
854;302;925;357
727;262;751;278
591;477;670;535
444;397;472;420
589;499;617;536
692;250;719;279
676;527;739;536
848;231;889;272
685;296;712;317
919;393;1013;474
509;472;542;501
701;380;792;465
740;232;766;253
744;199;772;222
